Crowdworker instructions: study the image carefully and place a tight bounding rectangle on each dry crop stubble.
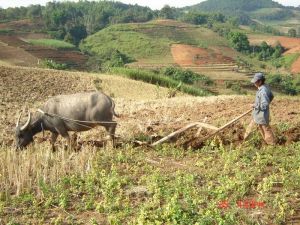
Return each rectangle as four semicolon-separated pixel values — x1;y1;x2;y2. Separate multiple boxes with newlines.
0;145;97;196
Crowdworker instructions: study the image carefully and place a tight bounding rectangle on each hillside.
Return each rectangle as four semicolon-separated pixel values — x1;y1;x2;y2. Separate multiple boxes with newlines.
81;20;228;63
81;19;254;81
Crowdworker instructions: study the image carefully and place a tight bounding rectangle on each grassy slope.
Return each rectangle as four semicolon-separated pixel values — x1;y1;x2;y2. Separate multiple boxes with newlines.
80;20;229;64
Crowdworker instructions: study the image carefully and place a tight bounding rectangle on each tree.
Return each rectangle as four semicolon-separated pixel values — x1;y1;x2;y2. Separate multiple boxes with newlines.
227;31;250;52
159;5;175;19
181;12;208;25
26;4;42;19
273;43;284;58
288;28;297;37
67;24;87;45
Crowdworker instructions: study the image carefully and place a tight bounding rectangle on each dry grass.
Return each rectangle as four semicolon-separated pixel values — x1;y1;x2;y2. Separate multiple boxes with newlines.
0;144;98;196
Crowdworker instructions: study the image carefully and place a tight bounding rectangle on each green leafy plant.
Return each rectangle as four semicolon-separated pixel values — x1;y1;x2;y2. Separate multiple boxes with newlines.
41;59;68;70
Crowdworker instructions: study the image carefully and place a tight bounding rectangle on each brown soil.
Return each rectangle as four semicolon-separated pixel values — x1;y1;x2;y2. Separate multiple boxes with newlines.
278;37;300;49
171;44;234;66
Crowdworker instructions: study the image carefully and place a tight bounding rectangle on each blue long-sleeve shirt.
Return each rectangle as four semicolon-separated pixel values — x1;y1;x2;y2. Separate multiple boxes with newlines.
253;85;274;125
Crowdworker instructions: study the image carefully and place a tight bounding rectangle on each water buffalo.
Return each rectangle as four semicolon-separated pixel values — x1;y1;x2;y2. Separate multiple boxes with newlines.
15;91;118;150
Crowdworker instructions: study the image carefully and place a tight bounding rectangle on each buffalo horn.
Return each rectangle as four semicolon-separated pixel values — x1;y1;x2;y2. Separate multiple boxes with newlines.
16;113;22;128
20;111;31;131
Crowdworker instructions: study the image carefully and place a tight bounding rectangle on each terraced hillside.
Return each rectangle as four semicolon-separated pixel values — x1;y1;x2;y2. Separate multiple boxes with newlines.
81;19;253;81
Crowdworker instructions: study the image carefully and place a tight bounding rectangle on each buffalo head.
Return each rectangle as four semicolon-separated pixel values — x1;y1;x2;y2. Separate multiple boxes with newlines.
15;111;34;149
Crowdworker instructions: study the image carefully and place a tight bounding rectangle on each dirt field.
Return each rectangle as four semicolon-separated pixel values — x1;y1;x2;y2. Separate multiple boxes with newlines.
171;44;234;66
1;65;299;148
170;44;251;80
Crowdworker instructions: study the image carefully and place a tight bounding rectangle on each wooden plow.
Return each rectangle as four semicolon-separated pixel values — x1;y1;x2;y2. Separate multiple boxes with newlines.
151;109;252;147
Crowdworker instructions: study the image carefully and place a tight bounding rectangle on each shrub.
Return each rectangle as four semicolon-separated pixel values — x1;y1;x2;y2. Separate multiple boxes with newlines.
227;31;250;53
87;48;134;72
162;67;214;85
267;74;299;95
41;59;68;70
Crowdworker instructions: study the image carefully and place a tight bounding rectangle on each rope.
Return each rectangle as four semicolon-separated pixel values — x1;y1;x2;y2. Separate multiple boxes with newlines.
37;109;117;130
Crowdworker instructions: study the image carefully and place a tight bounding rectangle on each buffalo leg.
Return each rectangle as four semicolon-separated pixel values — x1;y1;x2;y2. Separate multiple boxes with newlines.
57;128;72;150
104;124;117;147
62;133;72;150
50;132;58;151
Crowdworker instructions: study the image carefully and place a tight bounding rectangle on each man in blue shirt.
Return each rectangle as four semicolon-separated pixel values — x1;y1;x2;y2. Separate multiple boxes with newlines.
244;72;276;145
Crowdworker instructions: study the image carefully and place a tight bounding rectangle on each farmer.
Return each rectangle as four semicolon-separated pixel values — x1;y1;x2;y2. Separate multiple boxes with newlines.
244;72;277;145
